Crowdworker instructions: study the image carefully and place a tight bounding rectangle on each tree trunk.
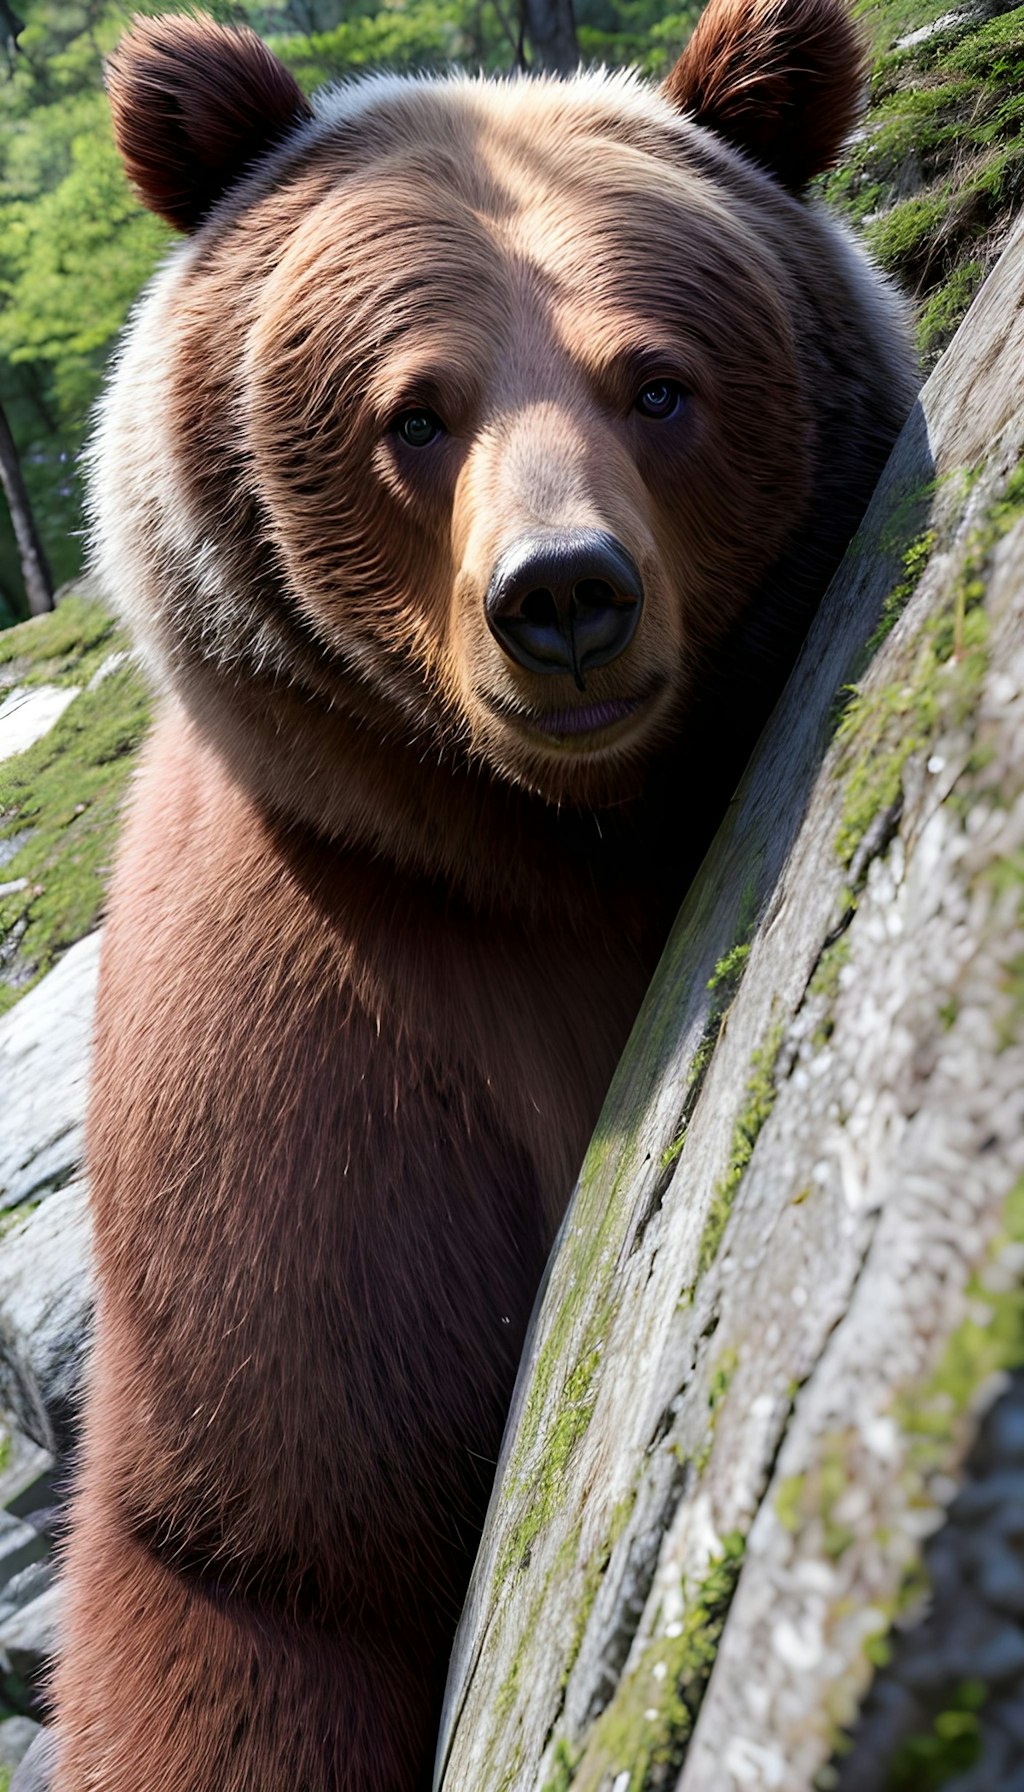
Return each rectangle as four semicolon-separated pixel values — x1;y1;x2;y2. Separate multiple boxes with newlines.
522;0;577;74
0;0;24;67
436;211;1024;1792
0;400;54;618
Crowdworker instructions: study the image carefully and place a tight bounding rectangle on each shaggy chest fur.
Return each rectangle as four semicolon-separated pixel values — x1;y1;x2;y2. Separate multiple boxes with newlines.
88;708;650;1586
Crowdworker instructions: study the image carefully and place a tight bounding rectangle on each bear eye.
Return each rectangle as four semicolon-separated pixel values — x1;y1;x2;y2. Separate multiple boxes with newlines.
394;408;445;449
634;380;684;421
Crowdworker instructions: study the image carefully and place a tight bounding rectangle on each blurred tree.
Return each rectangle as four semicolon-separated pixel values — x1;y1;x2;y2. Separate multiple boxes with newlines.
0;0;23;70
522;0;577;69
0;396;53;614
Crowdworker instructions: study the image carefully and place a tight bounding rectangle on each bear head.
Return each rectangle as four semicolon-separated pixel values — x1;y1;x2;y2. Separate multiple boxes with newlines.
93;1;914;898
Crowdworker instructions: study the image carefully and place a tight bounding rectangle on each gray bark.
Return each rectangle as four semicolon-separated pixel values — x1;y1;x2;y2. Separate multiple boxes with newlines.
437;212;1024;1792
0;403;53;620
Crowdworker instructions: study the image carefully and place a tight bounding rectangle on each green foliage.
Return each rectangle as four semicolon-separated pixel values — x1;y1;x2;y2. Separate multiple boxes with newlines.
577;4;696;71
270;0;510;82
0;123;169;417
0;0;173;605
885;1686;986;1791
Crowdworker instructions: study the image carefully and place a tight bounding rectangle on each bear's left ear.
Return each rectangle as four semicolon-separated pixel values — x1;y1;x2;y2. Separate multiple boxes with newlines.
663;0;865;193
106;13;314;232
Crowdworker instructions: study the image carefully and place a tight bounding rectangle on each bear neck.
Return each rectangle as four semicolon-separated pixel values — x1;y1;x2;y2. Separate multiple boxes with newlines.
173;656;706;942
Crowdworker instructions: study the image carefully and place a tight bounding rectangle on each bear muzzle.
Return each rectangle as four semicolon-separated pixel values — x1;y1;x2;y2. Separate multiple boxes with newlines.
485;529;644;692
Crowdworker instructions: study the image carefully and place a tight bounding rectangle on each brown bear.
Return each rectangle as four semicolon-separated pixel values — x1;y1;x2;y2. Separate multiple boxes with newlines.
47;3;916;1788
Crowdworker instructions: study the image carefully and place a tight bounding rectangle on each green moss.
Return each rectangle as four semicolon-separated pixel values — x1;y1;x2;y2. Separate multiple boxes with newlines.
808;937;849;1003
542;1739;578;1792
878;79;973;144
853;0;957;57
964;137;1024;204
571;1533;745;1792
808;935;853;1048
822;1187;1024;1772
945;6;1024;79
664;927;759;1164
660;1130;686;1170
707;942;751;992
820;0;1024;369
695;1021;784;1279
896;1180;1024;1472
866;528;937;654
560;1491;638;1693
775;1471;806;1535
694;1346;740;1474
0;594;125;690
834;461;1024;874
863;192;950;273
707;1347;738;1413
494;1655;521;1726
0;1196;41;1240
496;1294;615;1585
495;1742;524;1792
916;262;985;364
773;1434;860;1560
0;657;151;1010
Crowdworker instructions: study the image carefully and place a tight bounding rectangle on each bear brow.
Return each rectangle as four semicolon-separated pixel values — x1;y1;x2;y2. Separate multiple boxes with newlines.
580;335;701;398
368;354;484;428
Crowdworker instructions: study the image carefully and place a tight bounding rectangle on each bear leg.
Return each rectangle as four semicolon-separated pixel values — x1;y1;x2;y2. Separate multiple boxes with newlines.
52;1494;440;1792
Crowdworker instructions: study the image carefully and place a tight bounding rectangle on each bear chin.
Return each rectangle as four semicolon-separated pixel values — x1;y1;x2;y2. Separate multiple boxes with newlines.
50;7;917;1791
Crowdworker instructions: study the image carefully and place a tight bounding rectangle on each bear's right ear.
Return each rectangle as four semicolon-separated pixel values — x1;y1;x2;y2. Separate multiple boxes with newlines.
106;13;314;233
663;0;865;193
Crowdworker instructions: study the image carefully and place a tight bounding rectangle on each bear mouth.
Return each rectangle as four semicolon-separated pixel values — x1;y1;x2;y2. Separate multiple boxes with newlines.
524;696;644;737
483;678;666;747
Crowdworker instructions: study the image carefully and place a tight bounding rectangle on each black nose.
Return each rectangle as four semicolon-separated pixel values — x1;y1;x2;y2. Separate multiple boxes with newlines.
485;530;644;689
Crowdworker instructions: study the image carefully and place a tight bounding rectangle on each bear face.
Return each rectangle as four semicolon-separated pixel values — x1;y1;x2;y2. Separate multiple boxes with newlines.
93;4;915;877
241;83;811;802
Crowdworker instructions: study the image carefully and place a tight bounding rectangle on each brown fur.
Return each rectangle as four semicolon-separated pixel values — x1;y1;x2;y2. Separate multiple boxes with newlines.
664;0;866;189
106;15;313;230
57;711;646;1788
52;6;916;1788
